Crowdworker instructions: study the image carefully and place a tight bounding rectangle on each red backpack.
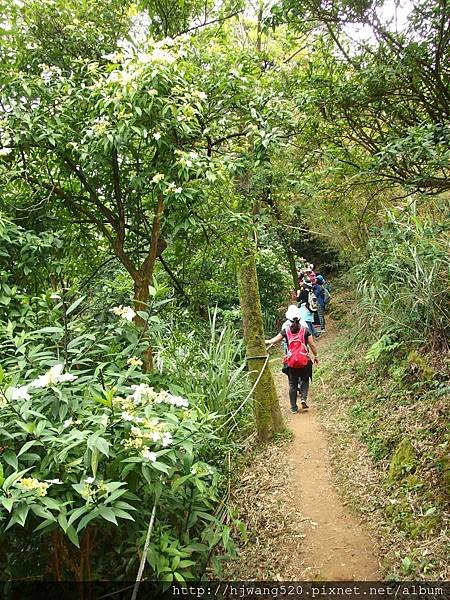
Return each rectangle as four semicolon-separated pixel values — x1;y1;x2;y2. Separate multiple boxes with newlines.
285;326;309;368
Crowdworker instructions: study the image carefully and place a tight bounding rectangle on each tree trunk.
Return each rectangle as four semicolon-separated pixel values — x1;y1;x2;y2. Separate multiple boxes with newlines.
133;277;153;373
130;194;164;373
237;247;284;441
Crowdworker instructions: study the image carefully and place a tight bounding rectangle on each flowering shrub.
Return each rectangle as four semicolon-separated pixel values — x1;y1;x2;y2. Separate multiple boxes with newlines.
0;351;234;581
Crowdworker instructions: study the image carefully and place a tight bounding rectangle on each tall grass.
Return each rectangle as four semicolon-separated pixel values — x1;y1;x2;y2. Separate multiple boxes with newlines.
154;309;251;430
353;210;449;350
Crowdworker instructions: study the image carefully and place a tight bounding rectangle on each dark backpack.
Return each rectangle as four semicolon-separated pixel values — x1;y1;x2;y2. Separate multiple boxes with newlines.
308;290;318;312
285;326;309;368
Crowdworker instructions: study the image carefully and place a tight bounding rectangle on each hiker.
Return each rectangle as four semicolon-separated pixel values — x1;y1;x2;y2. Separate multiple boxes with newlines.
297;279;319;337
306;265;317;284
266;305;319;413
313;275;326;332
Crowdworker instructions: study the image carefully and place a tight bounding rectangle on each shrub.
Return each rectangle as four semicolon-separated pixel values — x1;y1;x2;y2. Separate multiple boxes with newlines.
354;210;449;354
0;309;236;581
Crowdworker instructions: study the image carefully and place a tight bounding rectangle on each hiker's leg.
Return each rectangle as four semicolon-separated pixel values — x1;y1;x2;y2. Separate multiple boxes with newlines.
299;379;310;403
318;305;325;329
288;369;300;410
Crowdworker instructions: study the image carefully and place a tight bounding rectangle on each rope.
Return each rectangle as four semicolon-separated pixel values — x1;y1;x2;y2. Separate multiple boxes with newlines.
216;343;275;433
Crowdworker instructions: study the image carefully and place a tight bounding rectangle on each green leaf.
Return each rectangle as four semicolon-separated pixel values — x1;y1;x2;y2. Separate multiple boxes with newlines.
66;295;85;316
18;440;42;458
94;437;110;457
35;326;64;334
67;505;89;528
15;501;30;527
111;508;134;522
77;509;100;532
2;467;33;490
401;556;412;573
30;504;56;521
91;449;99;477
151;461;170;474
1;497;14;512
58;512;69;533
3;450;18;470
66;525;80;548
99;507;118;525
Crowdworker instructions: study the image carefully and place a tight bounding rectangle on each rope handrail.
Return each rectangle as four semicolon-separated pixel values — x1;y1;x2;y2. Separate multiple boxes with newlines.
215;343;275;433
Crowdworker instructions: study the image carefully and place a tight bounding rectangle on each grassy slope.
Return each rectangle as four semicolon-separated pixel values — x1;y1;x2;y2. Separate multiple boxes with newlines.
315;294;449;580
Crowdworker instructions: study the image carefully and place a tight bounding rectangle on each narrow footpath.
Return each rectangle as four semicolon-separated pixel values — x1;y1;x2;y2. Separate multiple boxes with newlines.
225;322;380;580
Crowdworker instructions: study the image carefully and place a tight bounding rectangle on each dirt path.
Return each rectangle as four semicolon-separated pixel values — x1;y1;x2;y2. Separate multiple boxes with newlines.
276;330;379;580
225;323;380;580
272;324;380;580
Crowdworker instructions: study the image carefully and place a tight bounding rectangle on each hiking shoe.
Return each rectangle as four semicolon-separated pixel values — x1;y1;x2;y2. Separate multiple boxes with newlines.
301;400;309;409
290;406;299;414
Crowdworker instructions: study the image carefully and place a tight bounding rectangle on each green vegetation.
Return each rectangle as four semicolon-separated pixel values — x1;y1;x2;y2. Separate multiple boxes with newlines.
0;0;448;583
316;291;449;579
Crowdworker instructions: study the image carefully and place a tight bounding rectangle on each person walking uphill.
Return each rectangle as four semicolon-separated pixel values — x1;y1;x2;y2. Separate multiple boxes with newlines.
266;305;319;413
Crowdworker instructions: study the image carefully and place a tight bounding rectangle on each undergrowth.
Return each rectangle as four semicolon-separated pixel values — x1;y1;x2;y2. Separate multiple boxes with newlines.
316;292;449;580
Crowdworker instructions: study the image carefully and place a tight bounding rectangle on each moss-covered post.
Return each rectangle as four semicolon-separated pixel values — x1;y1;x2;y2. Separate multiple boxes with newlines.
237;247;284;441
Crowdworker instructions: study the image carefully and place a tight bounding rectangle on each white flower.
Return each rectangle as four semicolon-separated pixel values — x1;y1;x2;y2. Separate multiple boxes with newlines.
170;394;189;408
192;90;207;101
45;479;63;484
151;173;164;183
162;432;173;448
149;48;175;64
129;384;157;405
31;364;77;388
0;147;12;156
153;132;161;140
10;386;30;401
122;307;136;321
110;305;136;321
174;187;182;194
63;418;73;429
142;450;157;462
150;431;161;442
85;476;95;484
121;411;134;421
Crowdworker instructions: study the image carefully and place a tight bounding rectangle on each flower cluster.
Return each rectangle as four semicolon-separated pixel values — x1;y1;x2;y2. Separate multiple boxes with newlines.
80;478;108;503
127;356;143;368
32;364;77;388
151;173;164;183
110;305;136;321
123;415;172;452
15;477;50;497
9;364;78;401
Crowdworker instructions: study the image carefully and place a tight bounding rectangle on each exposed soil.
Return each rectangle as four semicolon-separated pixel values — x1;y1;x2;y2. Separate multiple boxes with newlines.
224;322;381;580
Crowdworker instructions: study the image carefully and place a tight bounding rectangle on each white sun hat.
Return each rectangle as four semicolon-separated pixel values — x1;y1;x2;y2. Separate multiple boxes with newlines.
285;304;301;321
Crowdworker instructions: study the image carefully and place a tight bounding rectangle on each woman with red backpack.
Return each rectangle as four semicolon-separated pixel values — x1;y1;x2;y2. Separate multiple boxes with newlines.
265;305;319;413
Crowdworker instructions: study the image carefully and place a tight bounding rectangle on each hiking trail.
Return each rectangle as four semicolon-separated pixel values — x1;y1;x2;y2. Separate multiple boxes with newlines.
225;321;380;580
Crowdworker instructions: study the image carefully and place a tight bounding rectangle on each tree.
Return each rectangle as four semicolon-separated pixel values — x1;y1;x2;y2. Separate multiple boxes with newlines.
0;3;251;370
